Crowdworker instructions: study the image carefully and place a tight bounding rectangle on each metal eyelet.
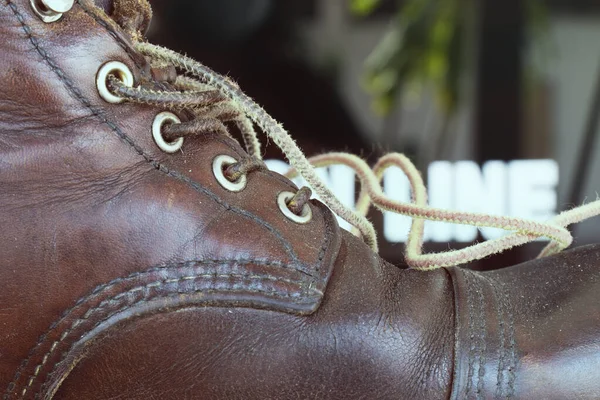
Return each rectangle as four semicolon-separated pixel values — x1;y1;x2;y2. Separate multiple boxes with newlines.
30;0;74;23
152;112;184;153
277;191;312;224
213;155;247;192
96;61;134;104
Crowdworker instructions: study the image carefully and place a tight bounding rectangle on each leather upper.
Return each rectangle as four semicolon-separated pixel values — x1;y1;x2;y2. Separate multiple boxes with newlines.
0;0;343;396
0;1;599;399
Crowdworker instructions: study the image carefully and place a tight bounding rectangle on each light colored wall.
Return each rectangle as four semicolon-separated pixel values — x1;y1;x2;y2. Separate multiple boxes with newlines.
541;16;600;239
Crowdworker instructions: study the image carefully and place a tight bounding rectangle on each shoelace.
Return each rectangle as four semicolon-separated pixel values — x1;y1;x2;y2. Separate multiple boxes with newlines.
287;153;600;269
103;6;600;270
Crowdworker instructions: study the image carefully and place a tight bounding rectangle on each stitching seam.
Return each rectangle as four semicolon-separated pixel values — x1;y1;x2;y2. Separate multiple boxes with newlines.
475;276;486;400
39;286;301;397
492;280;507;399
3;258;314;399
32;273;313;398
465;271;475;398
503;283;517;398
26;273;317;398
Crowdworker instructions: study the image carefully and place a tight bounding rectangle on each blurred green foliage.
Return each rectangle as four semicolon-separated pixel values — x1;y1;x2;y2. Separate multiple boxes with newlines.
350;0;549;117
350;0;383;16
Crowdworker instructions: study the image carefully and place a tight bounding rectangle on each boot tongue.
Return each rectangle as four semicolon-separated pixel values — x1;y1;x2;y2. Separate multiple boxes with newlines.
93;0;152;39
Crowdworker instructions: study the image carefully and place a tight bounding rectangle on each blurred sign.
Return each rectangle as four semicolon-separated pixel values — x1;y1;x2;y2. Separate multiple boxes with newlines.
266;159;559;243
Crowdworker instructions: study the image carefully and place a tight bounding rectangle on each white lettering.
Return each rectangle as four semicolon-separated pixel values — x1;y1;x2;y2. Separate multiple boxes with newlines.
425;162;453;242
508;160;558;241
453;161;508;241
382;166;411;242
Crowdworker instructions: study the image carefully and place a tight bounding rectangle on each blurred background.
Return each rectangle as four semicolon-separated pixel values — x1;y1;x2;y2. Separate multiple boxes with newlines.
146;0;600;269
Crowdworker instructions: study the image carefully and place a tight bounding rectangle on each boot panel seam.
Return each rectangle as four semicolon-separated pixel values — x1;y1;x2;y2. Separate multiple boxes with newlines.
449;269;518;400
5;259;321;399
481;275;516;399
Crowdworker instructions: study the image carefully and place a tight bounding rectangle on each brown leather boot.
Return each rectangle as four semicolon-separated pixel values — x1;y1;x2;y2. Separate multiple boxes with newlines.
1;1;599;399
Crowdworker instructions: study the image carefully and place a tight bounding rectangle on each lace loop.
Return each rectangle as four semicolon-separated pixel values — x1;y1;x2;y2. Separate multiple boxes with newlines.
286;187;313;216
223;158;264;182
278;191;313;224
212;155;248;192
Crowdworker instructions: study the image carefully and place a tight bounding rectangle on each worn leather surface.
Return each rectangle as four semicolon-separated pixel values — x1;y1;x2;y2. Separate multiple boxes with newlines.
0;0;598;399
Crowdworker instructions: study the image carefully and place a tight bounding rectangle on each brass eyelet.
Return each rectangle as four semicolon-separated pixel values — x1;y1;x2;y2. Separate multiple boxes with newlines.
96;61;134;104
213;155;247;192
30;0;74;23
277;191;312;224
152;112;184;153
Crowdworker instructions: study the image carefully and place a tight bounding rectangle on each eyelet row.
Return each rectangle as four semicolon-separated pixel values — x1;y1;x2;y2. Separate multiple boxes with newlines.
96;61;184;153
38;2;183;155
41;0;315;234
31;0;74;23
95;61;311;224
211;155;312;224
